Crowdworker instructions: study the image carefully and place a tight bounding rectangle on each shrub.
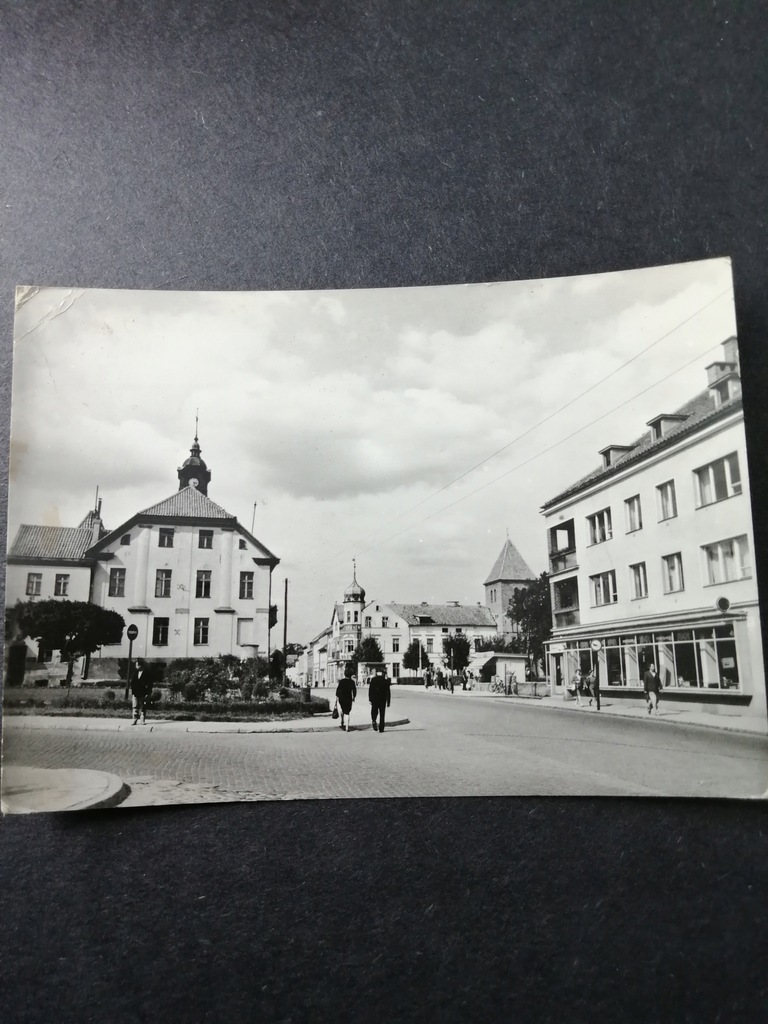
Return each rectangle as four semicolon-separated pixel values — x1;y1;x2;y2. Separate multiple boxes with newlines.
104;690;116;702
240;681;253;701
150;688;162;705
184;681;201;702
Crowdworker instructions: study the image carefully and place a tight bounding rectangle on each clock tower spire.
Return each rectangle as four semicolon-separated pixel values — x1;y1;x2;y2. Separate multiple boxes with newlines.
177;424;211;495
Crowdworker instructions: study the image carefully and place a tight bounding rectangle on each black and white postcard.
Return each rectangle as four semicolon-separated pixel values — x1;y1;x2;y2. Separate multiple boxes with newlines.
3;258;766;811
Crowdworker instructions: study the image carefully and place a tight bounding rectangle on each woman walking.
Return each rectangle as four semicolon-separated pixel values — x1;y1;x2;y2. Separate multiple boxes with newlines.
335;668;357;732
571;669;584;708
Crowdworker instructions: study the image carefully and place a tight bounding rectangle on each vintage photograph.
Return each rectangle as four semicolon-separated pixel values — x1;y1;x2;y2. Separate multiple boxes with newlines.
2;259;766;811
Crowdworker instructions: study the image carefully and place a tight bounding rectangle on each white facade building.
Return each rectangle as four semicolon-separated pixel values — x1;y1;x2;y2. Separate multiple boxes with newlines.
6;435;280;673
542;337;766;722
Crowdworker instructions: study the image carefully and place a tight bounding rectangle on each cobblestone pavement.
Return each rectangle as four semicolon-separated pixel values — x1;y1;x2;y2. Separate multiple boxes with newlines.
4;689;767;805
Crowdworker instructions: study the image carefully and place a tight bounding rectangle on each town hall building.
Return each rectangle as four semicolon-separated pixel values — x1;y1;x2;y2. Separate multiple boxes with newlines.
6;435;280;674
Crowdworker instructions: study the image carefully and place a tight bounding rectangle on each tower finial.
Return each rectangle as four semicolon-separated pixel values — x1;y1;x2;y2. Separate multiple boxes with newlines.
195;408;199;442
352;557;357;583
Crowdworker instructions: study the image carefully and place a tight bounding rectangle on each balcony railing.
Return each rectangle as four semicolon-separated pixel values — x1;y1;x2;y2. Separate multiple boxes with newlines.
553;608;580;627
550;548;577;573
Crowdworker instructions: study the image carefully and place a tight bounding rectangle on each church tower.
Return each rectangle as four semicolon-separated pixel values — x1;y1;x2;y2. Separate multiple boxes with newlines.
484;536;534;638
177;432;212;495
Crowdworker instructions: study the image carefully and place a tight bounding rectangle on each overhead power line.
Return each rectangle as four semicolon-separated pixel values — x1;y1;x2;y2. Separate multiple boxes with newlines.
327;287;733;558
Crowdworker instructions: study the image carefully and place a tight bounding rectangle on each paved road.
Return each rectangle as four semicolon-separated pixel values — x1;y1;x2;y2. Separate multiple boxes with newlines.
4;689;767;805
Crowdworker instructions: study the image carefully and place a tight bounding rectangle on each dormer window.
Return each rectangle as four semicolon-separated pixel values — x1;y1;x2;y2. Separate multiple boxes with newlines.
646;414;689;442
599;444;634;469
120;533;131;545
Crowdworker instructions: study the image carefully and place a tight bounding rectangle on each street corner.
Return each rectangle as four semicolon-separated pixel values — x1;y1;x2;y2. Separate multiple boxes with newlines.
1;765;130;814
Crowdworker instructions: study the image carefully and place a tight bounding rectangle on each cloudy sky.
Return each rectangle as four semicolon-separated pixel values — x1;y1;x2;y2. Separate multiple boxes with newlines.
7;258;736;642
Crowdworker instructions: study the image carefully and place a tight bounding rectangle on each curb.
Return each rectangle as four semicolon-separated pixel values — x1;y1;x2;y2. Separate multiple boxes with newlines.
180;717;412;735
1;767;131;814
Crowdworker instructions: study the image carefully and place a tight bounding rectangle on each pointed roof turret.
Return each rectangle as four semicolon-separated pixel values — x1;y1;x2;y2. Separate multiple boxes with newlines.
484;538;534;585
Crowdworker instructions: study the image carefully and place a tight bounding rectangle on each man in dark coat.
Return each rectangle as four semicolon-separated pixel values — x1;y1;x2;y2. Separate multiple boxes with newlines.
586;668;600;711
643;663;662;715
369;665;391;733
126;659;152;725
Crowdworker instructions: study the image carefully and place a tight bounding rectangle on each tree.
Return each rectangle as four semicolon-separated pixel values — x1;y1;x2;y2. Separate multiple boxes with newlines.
442;633;471;673
508;573;552;678
14;599;125;686
474;634;524;654
350;635;384;673
402;639;430;676
269;648;285;681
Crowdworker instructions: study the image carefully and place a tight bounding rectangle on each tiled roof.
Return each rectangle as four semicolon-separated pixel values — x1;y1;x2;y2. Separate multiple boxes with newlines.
388;603;497;628
77;510;108;537
140;486;236;519
8;525;94;562
541;391;741;510
484;538;534;584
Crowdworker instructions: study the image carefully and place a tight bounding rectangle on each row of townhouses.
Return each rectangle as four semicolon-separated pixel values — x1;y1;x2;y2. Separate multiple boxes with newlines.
5;436;280;679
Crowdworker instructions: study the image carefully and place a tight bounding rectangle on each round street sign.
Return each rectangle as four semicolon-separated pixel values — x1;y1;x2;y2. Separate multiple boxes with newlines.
127;624;139;641
590;639;603;651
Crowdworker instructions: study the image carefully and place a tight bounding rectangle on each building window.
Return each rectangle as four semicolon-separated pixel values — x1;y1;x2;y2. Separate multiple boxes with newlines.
625;495;643;533
54;573;70;596
587;508;612;545
159;528;174;548
456;628;463;634
344;639;354;654
196;570;212;598
392;663;400;678
239;571;254;599
426;637;434;652
120;533;131;545
193;617;209;645
365;616;372;628
590;570;617;606
26;572;42;596
152;617;169;646
382;617;389;628
392;637;400;653
629;562;648;600
155;569;172;598
694;453;742;507
239;539;246;550
702;536;751;584
199;529;214;549
662;553;684;593
108;568;126;597
346;611;351;623
354;611;359;623
657;480;677;521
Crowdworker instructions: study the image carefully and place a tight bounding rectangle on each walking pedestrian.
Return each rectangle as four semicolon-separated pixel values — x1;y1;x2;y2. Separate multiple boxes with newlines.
369;665;391;733
126;659;152;725
643;663;662;715
586;668;600;710
571;669;584;707
449;672;455;694
335;667;357;732
436;669;444;691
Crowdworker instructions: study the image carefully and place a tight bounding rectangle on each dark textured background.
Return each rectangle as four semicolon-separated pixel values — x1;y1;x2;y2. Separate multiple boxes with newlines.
1;2;767;1022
